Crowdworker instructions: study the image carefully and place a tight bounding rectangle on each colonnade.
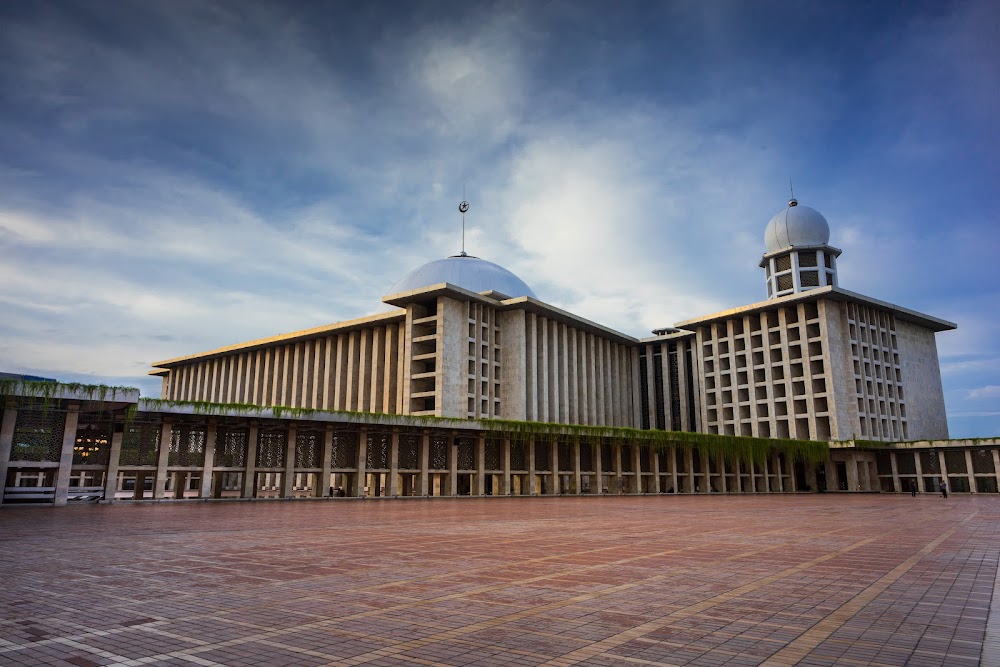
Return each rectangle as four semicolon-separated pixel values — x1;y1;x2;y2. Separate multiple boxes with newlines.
4;400;997;506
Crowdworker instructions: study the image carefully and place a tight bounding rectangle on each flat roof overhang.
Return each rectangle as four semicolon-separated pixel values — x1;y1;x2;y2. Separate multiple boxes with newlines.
673;286;956;333
384;283;641;344
150;309;406;372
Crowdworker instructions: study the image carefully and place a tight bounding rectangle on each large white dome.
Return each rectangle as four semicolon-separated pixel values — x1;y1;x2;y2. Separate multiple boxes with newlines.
386;255;537;299
764;201;830;253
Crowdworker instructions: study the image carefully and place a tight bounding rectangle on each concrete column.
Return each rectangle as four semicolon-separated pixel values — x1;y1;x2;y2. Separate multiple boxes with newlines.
242;423;259;498
476;434;486;496
701;451;711;494
718;455;727;493
669;447;678;494
594;441;603;494
551;439;559;495
633;445;642;494
0;407;18;505
914;451;925;492
857;458;870;491
573;441;582;495
356;426;368;497
965;450;976;493
539;319;549;422
320;426;333;497
685;449;695;493
938;450;948;492
613;442;623;493
102;425;124;502
448;433;458;497
652;447;661;494
389;430;400;497
846;457;860;491
419;432;430;496
528;438;537;496
826;460;839;492
153;419;173;500
890;451;901;493
54;404;81;506
282;424;297;498
502;437;511;495
173;471;187;499
199;420;217;499
774;454;783;492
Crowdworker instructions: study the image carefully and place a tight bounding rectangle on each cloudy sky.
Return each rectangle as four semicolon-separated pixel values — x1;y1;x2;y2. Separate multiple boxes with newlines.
1;1;997;436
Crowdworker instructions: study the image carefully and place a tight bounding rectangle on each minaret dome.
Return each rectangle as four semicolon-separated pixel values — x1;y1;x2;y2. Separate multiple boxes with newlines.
760;199;841;299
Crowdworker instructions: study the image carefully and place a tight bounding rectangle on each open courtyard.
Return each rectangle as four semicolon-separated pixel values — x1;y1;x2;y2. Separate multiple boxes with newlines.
1;495;999;667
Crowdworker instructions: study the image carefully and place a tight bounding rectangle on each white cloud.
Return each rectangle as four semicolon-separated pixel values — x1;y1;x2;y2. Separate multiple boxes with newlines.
967;386;1000;401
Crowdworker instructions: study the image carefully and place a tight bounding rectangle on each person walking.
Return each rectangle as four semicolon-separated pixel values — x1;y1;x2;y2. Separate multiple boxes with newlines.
940;481;948;498
910;482;917;497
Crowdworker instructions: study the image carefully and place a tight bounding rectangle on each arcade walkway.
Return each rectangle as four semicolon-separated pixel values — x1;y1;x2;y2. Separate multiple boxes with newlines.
1;495;998;666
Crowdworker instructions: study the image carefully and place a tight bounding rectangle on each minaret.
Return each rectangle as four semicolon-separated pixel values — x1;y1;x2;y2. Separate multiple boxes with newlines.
759;198;841;299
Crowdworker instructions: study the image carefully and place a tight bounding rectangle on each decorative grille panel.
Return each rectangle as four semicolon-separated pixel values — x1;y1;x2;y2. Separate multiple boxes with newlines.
484;441;501;471
457;438;475;470
777;274;793;291
217;428;248;467
775;255;792;272
429;436;449;470
972;449;995;474
366;432;390;469
800;271;820;287
654;351;666;430
798;252;818;267
534;442;551;471
510;442;526;471
256;431;286;468
669;349;682;430
296;432;321;468
601;443;613;470
331;432;358;469
875;451;893;476
896;452;917;475
918;451;940;474
169;428;206;467
121;422;160;466
12;409;66;462
558;443;571;471
639;354;650;430
74;419;112;465
398;434;420;469
944;450;968;474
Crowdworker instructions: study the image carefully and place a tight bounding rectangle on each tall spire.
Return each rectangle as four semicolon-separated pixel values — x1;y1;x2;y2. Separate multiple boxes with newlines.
458;186;469;257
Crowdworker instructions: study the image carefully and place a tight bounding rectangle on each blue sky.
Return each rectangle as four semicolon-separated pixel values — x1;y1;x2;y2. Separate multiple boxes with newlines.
0;1;997;437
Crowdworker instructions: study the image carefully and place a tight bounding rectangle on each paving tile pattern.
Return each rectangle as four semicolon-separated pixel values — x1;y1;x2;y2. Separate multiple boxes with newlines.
1;495;998;666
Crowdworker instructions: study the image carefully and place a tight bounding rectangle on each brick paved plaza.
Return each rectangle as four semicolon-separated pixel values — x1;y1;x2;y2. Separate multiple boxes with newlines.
2;496;999;667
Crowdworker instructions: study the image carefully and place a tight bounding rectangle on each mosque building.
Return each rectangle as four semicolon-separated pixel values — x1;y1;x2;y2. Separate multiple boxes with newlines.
2;198;997;505
147;197;953;443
